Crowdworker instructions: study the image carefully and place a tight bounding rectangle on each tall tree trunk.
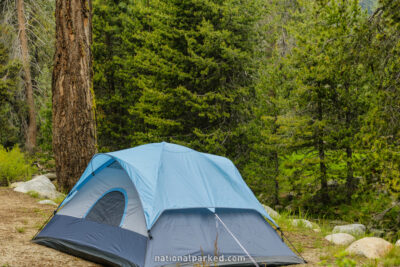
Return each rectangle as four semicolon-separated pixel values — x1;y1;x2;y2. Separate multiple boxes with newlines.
317;98;328;203
345;146;354;196
272;114;280;205
52;0;97;191
16;0;36;153
272;150;280;205
345;107;354;198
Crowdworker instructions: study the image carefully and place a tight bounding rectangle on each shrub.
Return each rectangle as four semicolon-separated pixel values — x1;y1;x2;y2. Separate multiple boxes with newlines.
27;191;39;198
383;247;400;267
0;145;36;186
15;226;25;233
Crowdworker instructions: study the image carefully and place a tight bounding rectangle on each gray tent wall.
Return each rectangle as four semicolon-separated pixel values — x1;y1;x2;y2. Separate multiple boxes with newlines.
33;160;305;267
145;208;304;267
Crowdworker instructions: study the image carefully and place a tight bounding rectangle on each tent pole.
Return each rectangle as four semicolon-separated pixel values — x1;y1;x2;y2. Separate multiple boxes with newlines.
277;228;307;264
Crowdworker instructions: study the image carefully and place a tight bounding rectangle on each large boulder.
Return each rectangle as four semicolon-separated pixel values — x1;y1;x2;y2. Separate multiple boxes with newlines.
262;205;280;218
291;219;313;229
9;181;24;188
14;175;63;199
325;233;355;246
333;224;366;235
346;237;393;259
395;240;400;247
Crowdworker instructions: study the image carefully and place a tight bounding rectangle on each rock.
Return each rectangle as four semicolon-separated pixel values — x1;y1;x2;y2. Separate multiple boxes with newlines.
395;240;400;247
44;173;57;181
292;219;313;229
262;205;280;218
38;199;57;206
346;237;393;259
14;175;63;199
313;228;321;233
9;182;24;188
333;224;366;235
325;233;355;246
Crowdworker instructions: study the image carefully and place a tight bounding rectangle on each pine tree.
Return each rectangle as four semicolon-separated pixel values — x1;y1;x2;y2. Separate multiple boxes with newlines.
244;0;298;205
283;0;368;205
359;0;400;196
0;29;22;147
94;0;263;161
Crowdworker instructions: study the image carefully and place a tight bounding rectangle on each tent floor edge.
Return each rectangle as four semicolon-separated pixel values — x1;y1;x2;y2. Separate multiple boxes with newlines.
32;237;138;267
160;255;305;267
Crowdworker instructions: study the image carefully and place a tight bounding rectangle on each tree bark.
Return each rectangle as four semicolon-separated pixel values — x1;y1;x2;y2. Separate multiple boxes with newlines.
272;114;280;205
345;146;354;195
345;110;354;198
16;0;36;153
317;98;328;203
52;0;97;191
272;150;280;205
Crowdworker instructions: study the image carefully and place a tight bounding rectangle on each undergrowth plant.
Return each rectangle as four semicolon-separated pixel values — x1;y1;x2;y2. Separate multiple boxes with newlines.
0;145;36;186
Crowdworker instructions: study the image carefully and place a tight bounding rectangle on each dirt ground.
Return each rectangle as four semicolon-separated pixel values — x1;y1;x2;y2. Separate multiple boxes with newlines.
0;187;100;267
0;187;321;267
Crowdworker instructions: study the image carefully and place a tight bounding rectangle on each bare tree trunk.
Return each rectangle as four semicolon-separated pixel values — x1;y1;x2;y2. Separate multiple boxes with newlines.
16;0;36;153
317;98;328;203
345;145;354;197
272;150;280;205
52;0;97;191
344;85;354;199
272;114;280;205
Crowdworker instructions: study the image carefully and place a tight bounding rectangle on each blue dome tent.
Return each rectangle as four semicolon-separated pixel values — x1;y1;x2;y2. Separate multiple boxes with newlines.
33;142;305;267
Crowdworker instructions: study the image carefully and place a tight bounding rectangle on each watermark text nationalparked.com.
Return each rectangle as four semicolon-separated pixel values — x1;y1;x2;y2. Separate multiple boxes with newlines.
154;254;247;263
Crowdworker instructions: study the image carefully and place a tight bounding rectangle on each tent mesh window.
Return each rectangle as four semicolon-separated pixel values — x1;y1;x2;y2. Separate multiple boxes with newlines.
85;190;126;227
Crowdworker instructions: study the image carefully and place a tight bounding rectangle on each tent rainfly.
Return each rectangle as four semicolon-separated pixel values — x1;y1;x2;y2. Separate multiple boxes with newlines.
33;142;305;267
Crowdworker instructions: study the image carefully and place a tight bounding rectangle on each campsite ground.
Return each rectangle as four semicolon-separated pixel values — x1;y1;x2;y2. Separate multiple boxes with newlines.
0;188;99;267
0;187;399;267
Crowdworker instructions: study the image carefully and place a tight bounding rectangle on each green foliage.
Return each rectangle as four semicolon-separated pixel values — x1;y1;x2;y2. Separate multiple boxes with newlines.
0;145;36;186
53;194;65;205
383;247;400;267
334;251;357;267
0;0;54;151
15;226;25;234
93;0;263;160
27;191;39;199
0;26;23;148
249;0;399;235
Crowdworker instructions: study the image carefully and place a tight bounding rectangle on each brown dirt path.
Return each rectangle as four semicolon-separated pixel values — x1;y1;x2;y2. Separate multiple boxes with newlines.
0;187;100;267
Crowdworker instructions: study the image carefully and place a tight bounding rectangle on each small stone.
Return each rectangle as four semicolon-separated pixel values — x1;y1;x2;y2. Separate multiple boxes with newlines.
346;237;393;259
45;173;57;180
38;199;57;206
262;205;280;218
395;240;400;247
292;219;313;229
325;233;355;246
333;224;366;235
313;228;321;233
